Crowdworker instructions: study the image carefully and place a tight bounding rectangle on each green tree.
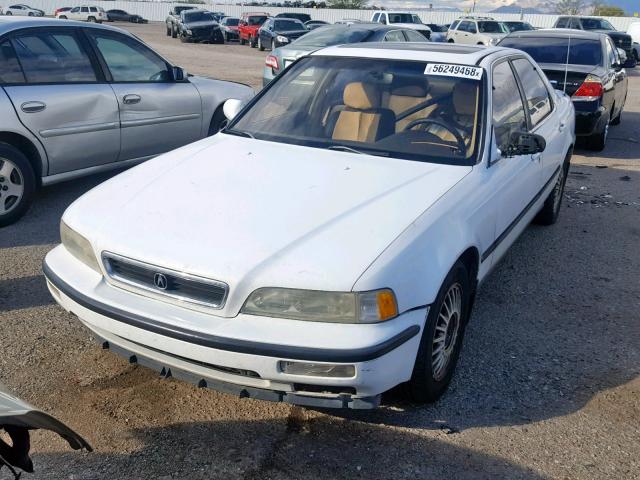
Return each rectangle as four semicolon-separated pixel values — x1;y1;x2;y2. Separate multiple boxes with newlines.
593;5;626;16
556;0;586;14
327;0;368;8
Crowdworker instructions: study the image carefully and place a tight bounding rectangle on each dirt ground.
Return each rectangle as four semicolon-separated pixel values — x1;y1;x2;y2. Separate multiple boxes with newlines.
1;22;639;480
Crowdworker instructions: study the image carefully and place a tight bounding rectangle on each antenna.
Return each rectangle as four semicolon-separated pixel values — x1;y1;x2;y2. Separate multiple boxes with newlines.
563;35;571;94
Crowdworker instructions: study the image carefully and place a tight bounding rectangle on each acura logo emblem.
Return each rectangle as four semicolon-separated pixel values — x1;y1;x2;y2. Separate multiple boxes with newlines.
153;273;168;290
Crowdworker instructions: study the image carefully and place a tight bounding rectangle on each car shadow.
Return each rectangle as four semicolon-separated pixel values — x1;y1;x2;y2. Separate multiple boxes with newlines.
319;164;640;432
0;275;53;312
574;111;640;161
0;170;122;249
28;418;546;479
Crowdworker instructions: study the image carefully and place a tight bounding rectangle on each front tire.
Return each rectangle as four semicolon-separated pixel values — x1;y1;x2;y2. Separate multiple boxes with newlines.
88;16;96;23
171;25;177;38
258;36;264;51
180;32;189;43
250;36;257;48
59;15;67;19
534;150;571;226
6;11;12;15
0;143;36;228
240;36;246;45
406;261;471;403
166;24;171;36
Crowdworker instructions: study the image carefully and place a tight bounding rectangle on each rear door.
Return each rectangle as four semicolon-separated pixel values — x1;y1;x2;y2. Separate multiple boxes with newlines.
2;27;120;175
86;29;202;161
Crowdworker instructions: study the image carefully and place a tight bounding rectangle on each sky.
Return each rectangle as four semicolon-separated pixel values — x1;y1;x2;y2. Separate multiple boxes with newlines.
374;0;639;15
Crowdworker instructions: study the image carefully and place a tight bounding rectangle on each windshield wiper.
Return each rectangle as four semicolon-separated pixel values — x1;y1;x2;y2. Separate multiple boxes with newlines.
224;128;254;139
327;145;365;155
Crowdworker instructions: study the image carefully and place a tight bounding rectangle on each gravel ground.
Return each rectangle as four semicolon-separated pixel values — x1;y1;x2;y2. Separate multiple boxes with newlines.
1;22;639;480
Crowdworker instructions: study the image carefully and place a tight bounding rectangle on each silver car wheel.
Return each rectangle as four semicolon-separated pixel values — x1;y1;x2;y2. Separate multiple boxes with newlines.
0;157;24;215
432;283;462;381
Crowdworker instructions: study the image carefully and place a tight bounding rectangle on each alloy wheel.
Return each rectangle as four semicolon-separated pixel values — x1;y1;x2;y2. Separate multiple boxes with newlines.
0;158;24;216
432;283;462;381
553;164;566;214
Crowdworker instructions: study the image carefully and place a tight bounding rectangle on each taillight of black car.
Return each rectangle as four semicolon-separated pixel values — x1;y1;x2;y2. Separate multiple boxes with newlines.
572;74;604;102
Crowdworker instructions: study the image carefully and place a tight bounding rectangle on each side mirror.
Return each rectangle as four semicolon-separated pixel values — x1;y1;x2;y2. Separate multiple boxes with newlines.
172;66;187;81
506;131;546;156
616;48;627;66
223;98;245;122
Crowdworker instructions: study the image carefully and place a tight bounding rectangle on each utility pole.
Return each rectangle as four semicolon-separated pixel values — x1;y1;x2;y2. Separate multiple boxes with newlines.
472;0;477;13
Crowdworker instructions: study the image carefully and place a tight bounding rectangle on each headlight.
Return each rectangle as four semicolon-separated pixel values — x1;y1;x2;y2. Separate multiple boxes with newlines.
276;35;289;43
186;29;193;35
241;288;398;323
60;220;100;273
489;37;499;45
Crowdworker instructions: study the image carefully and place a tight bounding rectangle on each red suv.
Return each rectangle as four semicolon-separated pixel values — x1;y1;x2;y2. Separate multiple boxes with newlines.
239;12;269;47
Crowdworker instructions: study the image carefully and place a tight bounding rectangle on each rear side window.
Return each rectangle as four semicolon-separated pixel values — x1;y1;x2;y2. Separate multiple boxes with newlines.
384;30;406;42
81;7;88;12
89;32;170;82
11;32;97;84
511;58;552;127
90;7;97;12
492;61;527;151
450;20;460;30
0;40;26;84
556;18;568;28
404;29;427;42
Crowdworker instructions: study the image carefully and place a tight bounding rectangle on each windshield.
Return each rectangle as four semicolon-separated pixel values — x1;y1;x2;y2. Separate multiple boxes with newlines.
388;13;419;24
275;19;305;31
247;15;268;26
478;21;508;33
427;24;448;32
581;18;615;30
224;18;239;26
184;11;214;22
505;22;533;32
292;26;372;47
175;7;194;14
500;37;603;66
228;57;483;166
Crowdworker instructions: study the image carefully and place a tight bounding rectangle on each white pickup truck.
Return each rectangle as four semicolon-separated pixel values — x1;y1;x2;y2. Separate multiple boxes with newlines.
370;11;431;39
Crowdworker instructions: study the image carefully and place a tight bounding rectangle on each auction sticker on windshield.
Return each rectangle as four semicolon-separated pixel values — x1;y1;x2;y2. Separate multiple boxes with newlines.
424;63;483;80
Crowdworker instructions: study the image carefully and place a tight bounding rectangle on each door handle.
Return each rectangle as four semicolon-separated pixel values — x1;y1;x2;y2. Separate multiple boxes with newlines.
559;122;566;132
123;94;141;105
21;101;46;113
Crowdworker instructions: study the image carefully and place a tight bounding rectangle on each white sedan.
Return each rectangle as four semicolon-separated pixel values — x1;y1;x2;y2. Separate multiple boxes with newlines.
4;4;43;16
44;44;575;409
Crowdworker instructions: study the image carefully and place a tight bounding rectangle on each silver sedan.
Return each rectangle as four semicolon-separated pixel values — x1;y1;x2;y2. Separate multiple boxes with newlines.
0;17;254;227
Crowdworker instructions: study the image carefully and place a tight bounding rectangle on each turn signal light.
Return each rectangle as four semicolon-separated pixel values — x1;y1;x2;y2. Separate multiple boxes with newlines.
573;75;603;101
265;55;279;70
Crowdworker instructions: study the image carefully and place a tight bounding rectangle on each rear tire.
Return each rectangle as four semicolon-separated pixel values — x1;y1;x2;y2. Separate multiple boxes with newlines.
59;15;67;19
6;11;12;15
534;150;571;226
587;121;609;151
28;12;33;16
447;38;454;43
250;36;257;48
240;36;246;45
406;261;471;403
166;24;171;36
88;16;96;23
180;32;189;43
258;36;264;51
0;143;36;228
171;25;177;38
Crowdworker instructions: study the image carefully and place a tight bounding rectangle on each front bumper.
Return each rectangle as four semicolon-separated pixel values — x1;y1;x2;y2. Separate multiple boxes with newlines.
187;29;224;43
43;246;425;409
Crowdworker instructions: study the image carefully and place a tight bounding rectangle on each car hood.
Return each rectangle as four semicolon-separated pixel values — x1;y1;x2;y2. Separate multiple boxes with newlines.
66;135;471;316
275;29;308;37
184;20;218;28
481;32;508;39
594;30;630;39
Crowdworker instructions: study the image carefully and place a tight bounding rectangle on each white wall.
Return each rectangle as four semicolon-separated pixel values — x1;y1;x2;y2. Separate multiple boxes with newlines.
19;0;640;31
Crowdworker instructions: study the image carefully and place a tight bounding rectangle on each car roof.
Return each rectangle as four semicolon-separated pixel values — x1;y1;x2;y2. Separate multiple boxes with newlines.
317;23;416;32
505;28;605;40
0;16;133;36
312;43;505;65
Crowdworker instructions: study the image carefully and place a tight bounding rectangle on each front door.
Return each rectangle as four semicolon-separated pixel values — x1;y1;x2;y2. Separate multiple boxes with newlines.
2;28;120;175
86;29;202;161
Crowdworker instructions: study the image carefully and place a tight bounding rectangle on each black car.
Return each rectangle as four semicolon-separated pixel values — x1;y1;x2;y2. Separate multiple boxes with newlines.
500;30;628;151
554;16;636;67
503;21;535;32
177;9;224;44
305;19;329;31
274;12;312;24
220;17;240;42
106;9;147;23
258;18;308;51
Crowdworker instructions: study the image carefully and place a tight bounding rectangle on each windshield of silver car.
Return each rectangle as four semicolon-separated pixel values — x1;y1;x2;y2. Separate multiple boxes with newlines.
227;57;483;165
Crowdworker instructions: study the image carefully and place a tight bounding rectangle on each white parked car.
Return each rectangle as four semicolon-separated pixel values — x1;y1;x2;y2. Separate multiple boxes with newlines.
371;11;431;39
4;4;43;16
57;5;105;23
447;16;509;45
628;21;640;62
44;44;575;409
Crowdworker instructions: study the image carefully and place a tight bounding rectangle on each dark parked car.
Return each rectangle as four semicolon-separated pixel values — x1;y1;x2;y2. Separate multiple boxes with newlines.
177;9;224;43
106;9;147;23
166;5;197;38
553;16;636;67
220;16;240;41
258;17;308;51
424;23;448;42
503;21;534;32
274;12;311;24
304;19;329;31
263;23;428;85
500;29;628;151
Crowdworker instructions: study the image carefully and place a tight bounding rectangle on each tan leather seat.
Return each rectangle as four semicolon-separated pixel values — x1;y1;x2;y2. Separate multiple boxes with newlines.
387;79;436;132
332;82;395;143
434;82;479;149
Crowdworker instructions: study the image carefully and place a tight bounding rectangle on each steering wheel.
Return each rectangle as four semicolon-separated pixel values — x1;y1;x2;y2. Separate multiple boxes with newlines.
403;118;467;155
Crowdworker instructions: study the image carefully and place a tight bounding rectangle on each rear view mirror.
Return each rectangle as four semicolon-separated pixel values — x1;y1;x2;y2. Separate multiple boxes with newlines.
172;66;186;81
506;131;546;156
223;98;245;121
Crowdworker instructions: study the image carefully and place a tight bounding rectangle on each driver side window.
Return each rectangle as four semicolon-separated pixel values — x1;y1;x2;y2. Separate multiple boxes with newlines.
492;61;527;152
88;32;170;82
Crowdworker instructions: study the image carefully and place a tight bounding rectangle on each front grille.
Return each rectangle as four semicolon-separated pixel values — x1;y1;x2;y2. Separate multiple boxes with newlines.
102;252;228;309
614;37;631;49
